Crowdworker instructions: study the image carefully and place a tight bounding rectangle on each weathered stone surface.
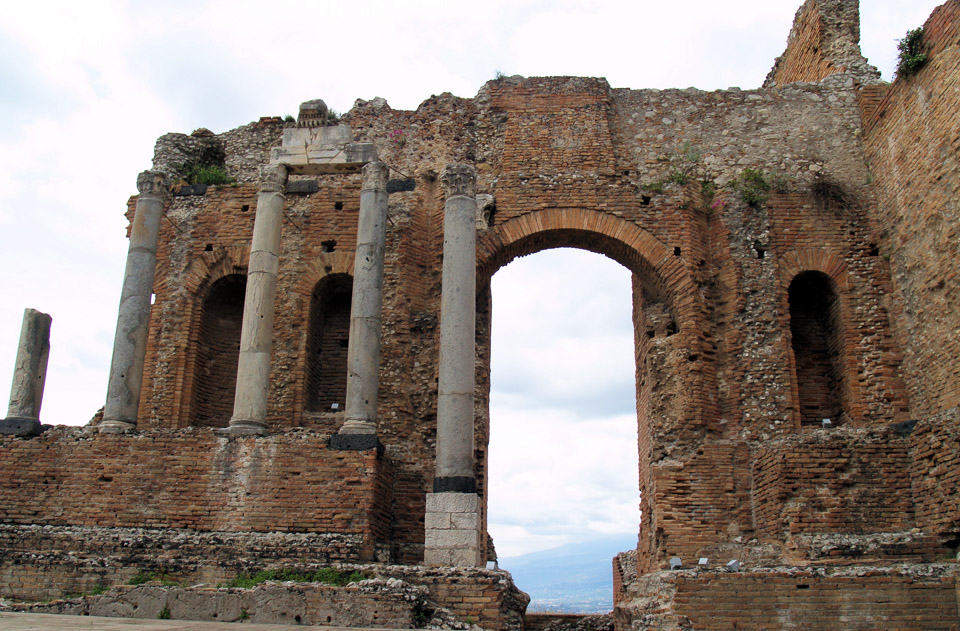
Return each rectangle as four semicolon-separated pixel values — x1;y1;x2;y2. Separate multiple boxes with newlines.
230;165;287;434
4;308;51;426
339;161;389;438
101;172;168;433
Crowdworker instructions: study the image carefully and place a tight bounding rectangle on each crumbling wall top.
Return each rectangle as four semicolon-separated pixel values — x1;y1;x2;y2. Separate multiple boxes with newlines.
765;0;881;87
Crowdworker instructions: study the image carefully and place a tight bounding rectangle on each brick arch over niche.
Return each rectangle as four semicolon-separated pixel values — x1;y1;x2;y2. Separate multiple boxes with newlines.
172;246;250;428
778;248;861;427
290;252;355;427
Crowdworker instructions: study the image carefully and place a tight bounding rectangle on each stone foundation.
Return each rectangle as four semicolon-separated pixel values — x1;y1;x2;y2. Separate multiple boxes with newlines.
424;492;483;567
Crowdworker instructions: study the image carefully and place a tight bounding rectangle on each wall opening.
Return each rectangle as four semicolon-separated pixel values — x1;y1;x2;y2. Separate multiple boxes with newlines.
304;274;352;413
487;248;639;613
191;273;245;427
789;270;845;426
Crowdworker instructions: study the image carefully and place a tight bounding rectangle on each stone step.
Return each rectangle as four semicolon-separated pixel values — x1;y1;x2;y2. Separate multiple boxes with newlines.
0;611;394;631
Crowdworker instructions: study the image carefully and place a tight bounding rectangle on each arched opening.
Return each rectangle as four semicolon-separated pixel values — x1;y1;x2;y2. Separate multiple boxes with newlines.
487;248;640;613
789;270;845;427
471;209;703;596
191;274;245;427
304;274;352;413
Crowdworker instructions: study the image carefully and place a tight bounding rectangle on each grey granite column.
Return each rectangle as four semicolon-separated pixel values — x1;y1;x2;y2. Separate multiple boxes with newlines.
229;164;288;435
100;171;168;433
332;161;389;450
425;164;482;567
2;309;51;436
434;164;479;490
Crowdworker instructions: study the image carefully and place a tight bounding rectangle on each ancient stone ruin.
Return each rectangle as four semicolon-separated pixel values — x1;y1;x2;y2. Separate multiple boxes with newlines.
2;0;959;628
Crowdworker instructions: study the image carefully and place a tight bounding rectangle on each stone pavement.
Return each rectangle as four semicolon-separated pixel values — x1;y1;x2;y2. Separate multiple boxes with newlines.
0;612;395;630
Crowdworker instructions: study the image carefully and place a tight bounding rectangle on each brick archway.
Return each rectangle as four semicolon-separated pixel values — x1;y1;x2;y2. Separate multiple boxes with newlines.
475;207;711;573
478;208;700;334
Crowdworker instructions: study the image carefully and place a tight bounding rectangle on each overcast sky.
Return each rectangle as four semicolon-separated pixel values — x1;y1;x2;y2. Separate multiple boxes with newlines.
0;0;943;558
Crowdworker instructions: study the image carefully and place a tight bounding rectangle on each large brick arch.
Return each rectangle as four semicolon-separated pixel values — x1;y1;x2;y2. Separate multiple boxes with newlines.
475;208;713;574
477;208;701;336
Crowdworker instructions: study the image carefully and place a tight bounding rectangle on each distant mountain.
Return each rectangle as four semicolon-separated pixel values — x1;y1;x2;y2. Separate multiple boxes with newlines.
497;535;636;614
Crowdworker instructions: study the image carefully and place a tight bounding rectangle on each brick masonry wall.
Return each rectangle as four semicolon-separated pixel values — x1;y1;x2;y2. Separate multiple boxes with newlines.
861;0;960;417
671;570;959;630
0;428;390;546
909;409;960;543
752;428;914;540
118;70;918;571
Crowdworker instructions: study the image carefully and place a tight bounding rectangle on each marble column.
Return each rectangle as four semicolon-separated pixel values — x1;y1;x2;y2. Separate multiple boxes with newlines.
100;171;169;433
2;309;51;436
425;164;482;567
229;164;288;435
332;161;389;450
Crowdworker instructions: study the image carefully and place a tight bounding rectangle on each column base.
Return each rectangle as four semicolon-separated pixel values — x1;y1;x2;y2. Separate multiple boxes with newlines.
97;419;136;434
0;416;44;437
433;476;477;493
424;492;483;567
225;419;268;436
329;433;382;451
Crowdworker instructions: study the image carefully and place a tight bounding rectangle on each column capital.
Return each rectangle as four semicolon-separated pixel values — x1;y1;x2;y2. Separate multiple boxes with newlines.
259;164;288;193
136;171;170;199
362;160;389;192
441;164;476;199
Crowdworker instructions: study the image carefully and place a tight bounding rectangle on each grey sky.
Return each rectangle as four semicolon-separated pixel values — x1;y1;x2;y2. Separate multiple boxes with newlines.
0;0;943;557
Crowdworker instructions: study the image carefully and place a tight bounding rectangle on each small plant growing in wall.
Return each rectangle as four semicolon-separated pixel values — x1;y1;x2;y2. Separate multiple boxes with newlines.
730;168;772;206
666;141;703;185
157;606;171;620
895;27;928;78
389;129;407;148
810;173;857;212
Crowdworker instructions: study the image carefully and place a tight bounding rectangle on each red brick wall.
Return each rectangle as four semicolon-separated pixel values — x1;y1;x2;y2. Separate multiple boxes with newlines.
0;428;390;544
861;0;960;417
769;0;840;85
752;429;914;539
909;410;960;542
671;571;959;630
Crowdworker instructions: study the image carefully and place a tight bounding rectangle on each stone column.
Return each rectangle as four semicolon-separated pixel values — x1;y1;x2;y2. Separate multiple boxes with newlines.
2;309;51;436
229;164;288;435
332;161;389;451
100;171;168;433
425;164;482;567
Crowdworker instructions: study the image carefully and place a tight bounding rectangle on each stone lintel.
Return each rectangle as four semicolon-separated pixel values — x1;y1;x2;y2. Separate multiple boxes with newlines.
270;123;377;173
